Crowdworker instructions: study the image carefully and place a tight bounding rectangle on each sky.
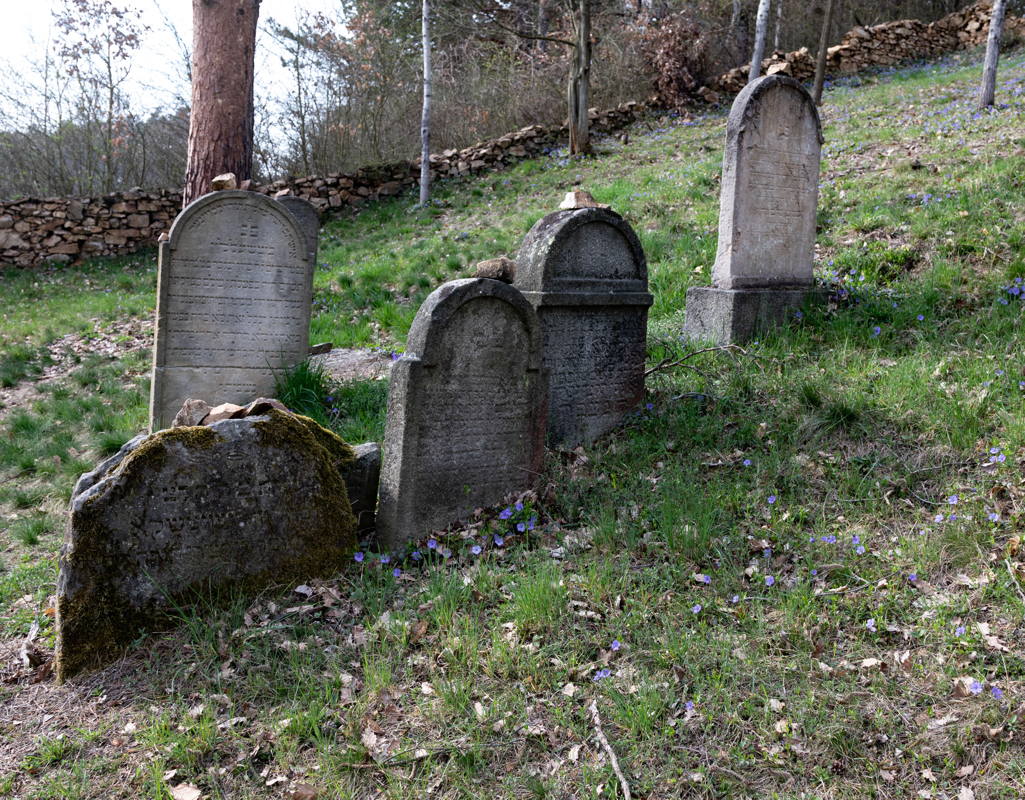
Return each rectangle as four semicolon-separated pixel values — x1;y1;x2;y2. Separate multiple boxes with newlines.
0;0;344;115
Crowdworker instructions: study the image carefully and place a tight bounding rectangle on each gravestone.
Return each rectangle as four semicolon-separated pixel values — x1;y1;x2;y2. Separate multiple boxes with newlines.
149;190;312;431
55;409;357;681
376;278;546;548
276;194;321;265
516;207;652;446
683;75;824;344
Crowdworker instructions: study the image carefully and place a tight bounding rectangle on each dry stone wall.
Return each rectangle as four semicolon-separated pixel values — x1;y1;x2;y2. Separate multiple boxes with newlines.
707;1;1021;97
0;2;1016;269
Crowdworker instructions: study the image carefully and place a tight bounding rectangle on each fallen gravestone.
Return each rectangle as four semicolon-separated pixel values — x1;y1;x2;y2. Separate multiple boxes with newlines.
516;207;652;446
149;190;312;431
376;278;546;548
276;194;321;265
683;75;824;344
55;409;356;681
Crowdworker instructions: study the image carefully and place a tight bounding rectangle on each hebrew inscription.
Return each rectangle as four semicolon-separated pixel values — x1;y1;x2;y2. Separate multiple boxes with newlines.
711;75;823;290
377;279;546;548
516;208;652;446
150;191;312;430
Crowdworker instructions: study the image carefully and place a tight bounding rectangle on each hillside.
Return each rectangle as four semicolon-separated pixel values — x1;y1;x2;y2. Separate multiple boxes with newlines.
2;45;1025;798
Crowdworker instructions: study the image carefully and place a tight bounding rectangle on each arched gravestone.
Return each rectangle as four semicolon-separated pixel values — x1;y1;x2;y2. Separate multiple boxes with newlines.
516;207;652;446
276;195;320;265
376;278;547;548
683;75;825;344
149;191;312;431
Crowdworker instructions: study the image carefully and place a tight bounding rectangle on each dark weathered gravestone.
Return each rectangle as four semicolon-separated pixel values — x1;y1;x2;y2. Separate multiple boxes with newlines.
683;75;824;344
376;278;546;548
55;410;356;681
276;194;320;265
149;190;312;431
516;207;652;446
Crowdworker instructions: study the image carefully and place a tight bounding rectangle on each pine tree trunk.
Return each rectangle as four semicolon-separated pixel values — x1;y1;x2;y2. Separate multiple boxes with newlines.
182;0;260;208
979;0;1007;108
812;0;835;105
568;0;591;156
749;0;772;84
419;0;431;206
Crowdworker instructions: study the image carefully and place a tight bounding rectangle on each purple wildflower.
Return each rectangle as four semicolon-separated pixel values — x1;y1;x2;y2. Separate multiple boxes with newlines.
764;575;775;587
353;552;364;563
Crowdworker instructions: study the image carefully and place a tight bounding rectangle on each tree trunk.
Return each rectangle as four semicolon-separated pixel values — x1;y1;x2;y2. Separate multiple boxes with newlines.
419;0;431;206
773;0;784;52
748;0;772;84
182;0;260;207
979;0;1007;108
568;0;591;155
729;0;746;60
812;0;835;105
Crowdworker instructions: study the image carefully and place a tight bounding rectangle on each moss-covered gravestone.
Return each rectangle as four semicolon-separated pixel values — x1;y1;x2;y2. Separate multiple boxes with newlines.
516;207;652;446
55;410;356;681
376;278;547;548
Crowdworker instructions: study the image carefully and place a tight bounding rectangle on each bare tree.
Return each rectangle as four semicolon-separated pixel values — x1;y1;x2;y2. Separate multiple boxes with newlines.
979;0;1007;108
419;0;432;205
748;0;771;84
773;0;784;51
812;0;835;105
568;0;592;155
183;0;261;207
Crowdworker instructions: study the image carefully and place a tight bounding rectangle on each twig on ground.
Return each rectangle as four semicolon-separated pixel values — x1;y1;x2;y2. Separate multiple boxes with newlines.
1004;558;1025;606
589;699;631;800
644;343;767;378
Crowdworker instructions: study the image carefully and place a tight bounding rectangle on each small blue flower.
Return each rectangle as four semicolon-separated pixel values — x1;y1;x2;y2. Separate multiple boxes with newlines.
427;538;438;549
855;545;866;555
743;459;752;467
685;700;695;711
764;575;775;587
411;550;422;561
970;680;983;695
947;495;958;505
992;686;1004;700
988;512;1000;522
934;513;944;523
354;551;364;563
593;668;611;681
730;594;740;604
917;314;925;321
515;502;524;511
871;326;881;337
392;567;401;577
380;554;390;565
611;639;621;651
955;625;965;637
471;544;482;555
691;603;702;614
908;573;917;582
494;534;505;546
767;495;777;505
516;522;526;532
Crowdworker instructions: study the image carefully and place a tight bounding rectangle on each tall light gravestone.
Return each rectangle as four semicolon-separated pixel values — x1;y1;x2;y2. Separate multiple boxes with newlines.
150;191;312;431
683;75;824;344
376;278;546;548
516;207;652;446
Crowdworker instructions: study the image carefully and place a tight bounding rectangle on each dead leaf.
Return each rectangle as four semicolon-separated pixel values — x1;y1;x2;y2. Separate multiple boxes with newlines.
955;765;976;778
921;768;936;782
567;744;581;762
290;784;318;800
927;713;958;730
773;719;790;735
958;787;975;800
170;785;202;800
952;676;977;698
561;682;577;697
768;698;785;712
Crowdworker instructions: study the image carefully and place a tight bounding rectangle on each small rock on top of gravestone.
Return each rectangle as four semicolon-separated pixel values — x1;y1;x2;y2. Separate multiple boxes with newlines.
474;257;516;283
211;172;237;191
559;188;609;210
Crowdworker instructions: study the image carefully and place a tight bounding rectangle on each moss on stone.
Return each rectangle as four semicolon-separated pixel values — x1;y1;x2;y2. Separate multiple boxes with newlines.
55;413;357;683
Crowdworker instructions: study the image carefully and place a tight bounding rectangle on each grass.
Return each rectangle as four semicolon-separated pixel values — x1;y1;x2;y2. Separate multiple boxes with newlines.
2;44;1025;798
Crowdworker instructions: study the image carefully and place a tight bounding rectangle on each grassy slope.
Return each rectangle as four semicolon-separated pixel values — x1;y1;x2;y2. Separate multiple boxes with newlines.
3;46;1025;798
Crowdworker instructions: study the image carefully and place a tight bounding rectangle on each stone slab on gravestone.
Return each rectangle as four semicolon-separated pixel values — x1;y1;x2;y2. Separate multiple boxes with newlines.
149;190;312;431
683;75;825;345
516;207;652;447
376;278;546;549
55;409;357;681
276;195;321;265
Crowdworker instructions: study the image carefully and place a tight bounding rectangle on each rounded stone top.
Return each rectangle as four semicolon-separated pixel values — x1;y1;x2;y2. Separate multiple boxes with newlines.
404;278;542;368
728;74;824;146
515;207;647;295
167;189;309;261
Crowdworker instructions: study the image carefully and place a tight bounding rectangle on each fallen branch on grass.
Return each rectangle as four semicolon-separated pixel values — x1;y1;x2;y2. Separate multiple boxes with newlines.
589;699;631;800
644;343;768;378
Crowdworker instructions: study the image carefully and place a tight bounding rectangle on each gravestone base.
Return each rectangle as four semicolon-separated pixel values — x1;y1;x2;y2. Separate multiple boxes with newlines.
682;286;825;345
